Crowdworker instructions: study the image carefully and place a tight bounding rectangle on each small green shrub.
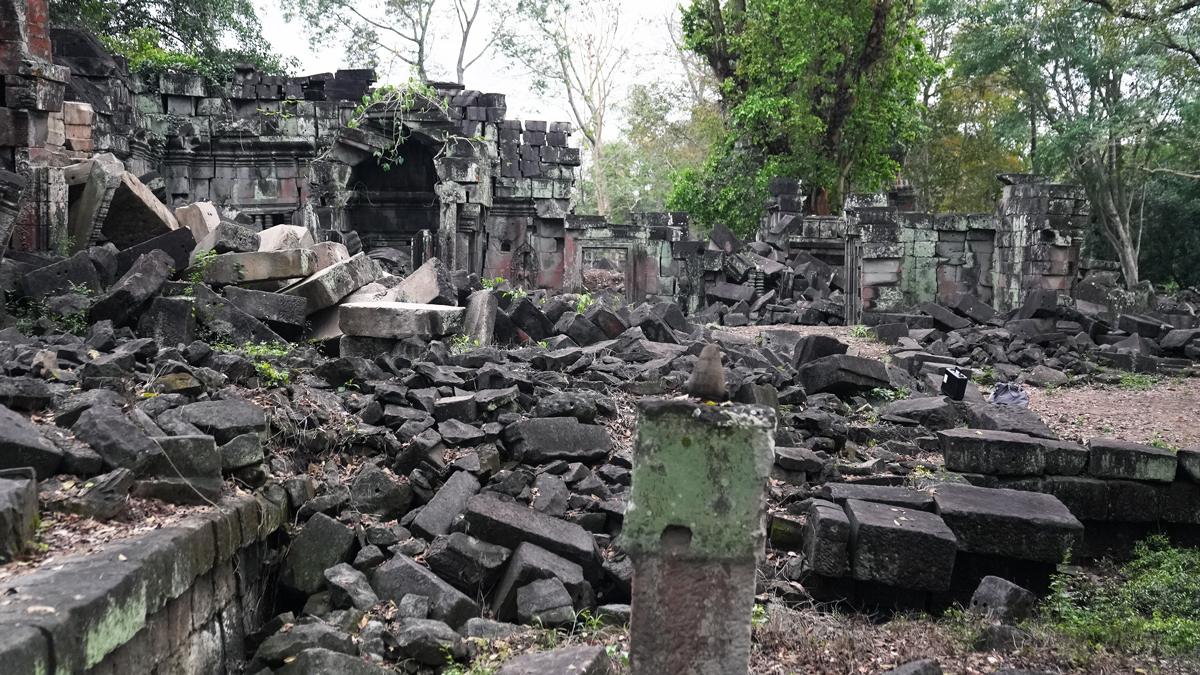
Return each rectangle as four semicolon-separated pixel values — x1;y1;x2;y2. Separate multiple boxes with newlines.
254;361;290;387
1040;535;1200;655
574;292;595;314
450;334;481;354
848;324;874;339
868;386;909;402
1118;373;1159;391
481;276;506;290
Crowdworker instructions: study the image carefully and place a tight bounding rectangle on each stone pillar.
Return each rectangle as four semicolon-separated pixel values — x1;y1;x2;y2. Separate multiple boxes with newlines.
0;169;27;257
624;399;776;675
434;181;464;269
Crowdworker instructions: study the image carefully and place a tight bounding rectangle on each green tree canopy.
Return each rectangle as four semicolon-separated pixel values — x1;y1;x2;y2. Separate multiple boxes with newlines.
670;0;932;235
954;0;1200;287
51;0;287;78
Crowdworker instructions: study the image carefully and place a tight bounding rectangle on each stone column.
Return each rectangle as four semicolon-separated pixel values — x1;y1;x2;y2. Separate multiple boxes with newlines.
624;399;776;675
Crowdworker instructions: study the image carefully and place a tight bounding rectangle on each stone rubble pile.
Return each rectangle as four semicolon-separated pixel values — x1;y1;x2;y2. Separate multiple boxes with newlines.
693;219;851;328
2;197;1200;672
865;288;1199;390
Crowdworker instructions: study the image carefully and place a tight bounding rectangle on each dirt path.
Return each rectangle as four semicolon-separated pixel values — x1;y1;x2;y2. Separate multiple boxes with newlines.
1028;378;1200;449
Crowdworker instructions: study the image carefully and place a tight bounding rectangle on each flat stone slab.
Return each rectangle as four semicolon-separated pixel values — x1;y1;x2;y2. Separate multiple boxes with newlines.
939;428;1084;476
285;252;377;313
827;483;936;511
461;493;599;573
0;403;62;478
1087;438;1177;483
933;484;1083;563
501;417;612;464
370;554;480;628
496;645;611;675
797;354;890;395
339;301;465;339
845;498;957;591
203;249;317;285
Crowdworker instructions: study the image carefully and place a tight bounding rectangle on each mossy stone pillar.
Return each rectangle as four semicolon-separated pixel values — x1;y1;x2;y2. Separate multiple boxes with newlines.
623;399;775;675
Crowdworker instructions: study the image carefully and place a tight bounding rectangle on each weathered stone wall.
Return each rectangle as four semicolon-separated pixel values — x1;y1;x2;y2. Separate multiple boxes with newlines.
0;493;286;674
845;176;1084;315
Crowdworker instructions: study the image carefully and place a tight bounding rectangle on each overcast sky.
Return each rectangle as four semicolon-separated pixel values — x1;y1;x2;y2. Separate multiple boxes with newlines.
256;0;688;131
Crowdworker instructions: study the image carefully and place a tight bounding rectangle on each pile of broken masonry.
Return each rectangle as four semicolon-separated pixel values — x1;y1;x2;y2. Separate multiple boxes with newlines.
2;200;1200;673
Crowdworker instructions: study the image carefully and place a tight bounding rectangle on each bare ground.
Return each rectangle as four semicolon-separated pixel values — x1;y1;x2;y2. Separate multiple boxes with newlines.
1028;378;1200;449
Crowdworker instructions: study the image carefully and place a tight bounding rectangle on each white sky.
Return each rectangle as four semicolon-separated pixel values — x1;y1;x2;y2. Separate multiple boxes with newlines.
256;0;688;129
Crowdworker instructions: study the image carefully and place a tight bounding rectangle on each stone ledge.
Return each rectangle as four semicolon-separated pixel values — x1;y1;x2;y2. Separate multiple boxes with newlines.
0;492;285;674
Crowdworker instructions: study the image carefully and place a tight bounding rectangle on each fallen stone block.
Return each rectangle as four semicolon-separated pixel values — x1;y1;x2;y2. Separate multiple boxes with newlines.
970;575;1036;623
203;249;317;285
845;498;957;591
933;484;1083;562
339;301;465;339
280;512;357;595
137;296;196;346
21;251;101;298
274;648;390;675
177;399;267;444
425;532;511;594
258;224;315;251
826;484;936;512
496;645;611;675
325;562;379;610
89;249;174;325
285;253;377;313
1087;438;1177;483
490;542;592;620
223;286;308;332
163;281;285;344
133;435;223;504
98;171;181;249
311;241;350;271
191;220;260;260
802;499;851;577
114;227;195;278
56;468;134;520
516;577;575;627
370;554;480;628
1180;447;1200;483
501;417;612;464
463;290;497;345
174;201;220;241
921;302;973;331
71;404;159;472
0;476;37;562
0;376;53;411
393;619;465;665
411;470;481;539
462;493;600;574
797;354;890;395
394;257;458;305
348;465;412;518
938;428;1052;476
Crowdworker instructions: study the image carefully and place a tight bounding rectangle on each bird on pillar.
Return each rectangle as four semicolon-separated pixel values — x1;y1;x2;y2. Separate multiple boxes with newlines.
686;343;727;401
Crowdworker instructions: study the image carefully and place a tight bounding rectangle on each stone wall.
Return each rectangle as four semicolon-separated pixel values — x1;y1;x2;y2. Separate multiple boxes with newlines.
844;176;1086;316
0;493;286;674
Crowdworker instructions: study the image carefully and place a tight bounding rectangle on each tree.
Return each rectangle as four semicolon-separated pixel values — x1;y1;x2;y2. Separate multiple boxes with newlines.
449;0;510;84
577;82;724;222
502;0;630;216
955;0;1200;288
282;0;437;79
903;0;1029;212
673;0;931;234
50;0;285;77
